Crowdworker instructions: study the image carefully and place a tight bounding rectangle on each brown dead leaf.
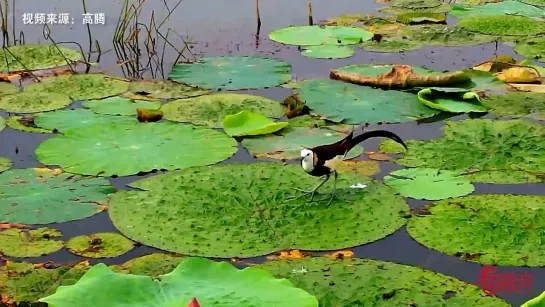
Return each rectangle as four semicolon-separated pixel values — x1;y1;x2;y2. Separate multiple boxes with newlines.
136;108;163;122
509;83;545;93
330;64;470;89
324;250;354;260
283;94;309;119
473;55;517;73
0;73;19;82
495;67;540;83
0;223;27;229
266;249;311;260
365;151;393;161
51;69;74;77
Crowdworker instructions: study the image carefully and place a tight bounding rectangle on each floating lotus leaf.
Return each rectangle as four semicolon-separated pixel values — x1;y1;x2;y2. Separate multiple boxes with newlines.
457;15;545;36
0;116;4;132
522;291;545;307
399;24;498;46
358;38;423;53
408;195;545;266
380;1;452;14
241;126;363;160
222;111;288;137
34;109;138;133
24;74;129;100
108;163;409;257
321;13;372;26
128;80;210;99
391;0;443;9
39;257;319;307
417;88;488;113
169;56;292;90
287;79;437;124
483;92;545;120
520;0;545;6
0;227;64;257
257;257;509;306
450;1;545;19
0;168;113;224
110;253;185;277
384;168;475;200
337;160;380;177
461;69;508;93
269;25;373;46
6;115;54;133
66;232;135;258
514;37;545;62
397;12;447;24
301;45;355;59
456;0;506;4
82;97;161;116
35;122;238;177
464;169;545;183
161;93;285;128
0;157;11;173
384;119;545;184
0;82;18;97
0;92;72;113
0;44;82;72
287;115;352;133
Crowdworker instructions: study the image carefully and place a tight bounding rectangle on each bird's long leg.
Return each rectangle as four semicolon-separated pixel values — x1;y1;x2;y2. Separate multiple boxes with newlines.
288;174;330;202
322;171;349;205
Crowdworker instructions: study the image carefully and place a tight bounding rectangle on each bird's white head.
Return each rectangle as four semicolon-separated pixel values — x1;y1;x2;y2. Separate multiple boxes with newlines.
300;148;314;172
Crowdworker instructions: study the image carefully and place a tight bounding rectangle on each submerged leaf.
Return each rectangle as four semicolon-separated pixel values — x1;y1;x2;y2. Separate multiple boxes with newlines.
417;88;488;113
0;227;64;257
0;92;72;113
66;233;135;258
301;45;355;59
222;111;288;137
0;44;82;73
24;74;129;100
269;25;373;46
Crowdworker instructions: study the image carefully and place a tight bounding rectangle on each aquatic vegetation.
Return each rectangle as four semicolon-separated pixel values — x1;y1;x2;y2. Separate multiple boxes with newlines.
269;25;373;46
483;92;545;120
398;24;498;46
222;111;288;137
396;11;446;24
515;37;545;62
358;38;423;53
300;45;355;59
0;92;72;113
82;97;161;116
523;291;545;306
0;116;4;132
0;82;18;97
416;88;487;113
379;0;452;14
457;15;545;36
460;69;508;92
0;157;10;173
110;253;186;277
66;233;135;258
34;109;138;133
5;116;53;133
450;1;545;19
0;45;82;72
0;227;64;257
128;80;210;99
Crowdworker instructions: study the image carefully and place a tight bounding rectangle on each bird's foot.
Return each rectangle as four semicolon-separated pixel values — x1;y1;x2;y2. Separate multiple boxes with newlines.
286;188;319;202
323;192;349;206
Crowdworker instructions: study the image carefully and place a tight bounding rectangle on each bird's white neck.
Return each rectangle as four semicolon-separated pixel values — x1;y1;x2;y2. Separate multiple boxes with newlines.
301;156;314;173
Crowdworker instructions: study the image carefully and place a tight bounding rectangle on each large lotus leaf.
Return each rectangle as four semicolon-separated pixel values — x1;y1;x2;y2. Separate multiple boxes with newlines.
161;93;285;128
515;37;545;62
301;45;355;59
6;116;54;133
110;253;185;277
109;163;409;257
0;44;82;72
34;109;138;133
287;79;437;124
241;126;363;160
257;257;509;307
0;92;72;113
0;168;113;224
35;122;238;177
0;227;64;257
383;168;475;200
222;111;288;137
128;80;210;99
450;1;545;19
398;24;498;46
408;195;545;266
24;74;129;100
483;92;545;120
0;82;18;97
385;119;545;184
39;257;319;307
0;157;11;173
523;291;545;307
169;56;292;90
0;116;4;132
417;88;488;113
66;232;135;258
457;15;545;36
269;25;373;46
82;97;161;116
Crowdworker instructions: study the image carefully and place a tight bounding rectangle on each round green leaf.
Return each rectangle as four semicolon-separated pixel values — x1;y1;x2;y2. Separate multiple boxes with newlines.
108;163;409;257
407;195;545;266
5;116;53;133
66;232;135;258
461;69;508;93
417;88;488;113
0;168;113;224
288;79;437;124
222;111;288;137
0;227;64;257
483;92;545;120
398;24;498;46
0;44;82;72
0;82;18;97
161;93;285;128
39;257;319;307
269;25;373;46
514;37;545;62
169;56;292;90
24;74;130;100
450;1;545;19
242;126;363;160
0;92;72;113
383;168;475;200
110;253;185;277
301;45;355;59
128;80;210;99
258;258;510;306
82;97;161;116
34;109;138;133
35;121;238;177
0;157;11;173
457;15;545;36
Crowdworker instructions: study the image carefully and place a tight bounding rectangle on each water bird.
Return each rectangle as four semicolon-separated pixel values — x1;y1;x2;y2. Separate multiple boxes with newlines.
292;129;408;205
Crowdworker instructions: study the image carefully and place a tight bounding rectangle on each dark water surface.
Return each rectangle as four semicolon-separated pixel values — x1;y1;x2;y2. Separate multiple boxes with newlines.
1;0;545;306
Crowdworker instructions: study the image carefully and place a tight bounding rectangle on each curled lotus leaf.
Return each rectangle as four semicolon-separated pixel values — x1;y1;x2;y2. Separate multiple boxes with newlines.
268;25;373;46
0;44;82;72
0;227;64;257
128;80;210;99
0;92;72;113
0;157;11;173
457;15;545;36
66;232;135;258
222;111;288;137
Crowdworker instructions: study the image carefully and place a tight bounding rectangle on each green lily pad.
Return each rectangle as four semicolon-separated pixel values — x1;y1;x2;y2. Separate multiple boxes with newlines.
461;69;508;92
82;97;161;116
110;253;185;277
108;163;408;257
287;79;437;124
287;115;353;133
385;119;545;184
0;116;4;132
0;82;18;97
222;111;289;137
457;15;545;36
358;38;423;53
24;74;130;100
241;126;363;160
301;45;355;59
66;232;135;258
169;56;292;90
450;1;545;19
464;169;545;183
520;0;545;6
392;0;443;9
417;88;488;113
128;80;210;99
383;168;475;200
34;109;139;133
397;12;447;24
380;0;452;15
5;116;53;133
407;195;545;266
35;121;238;177
483;92;545;120
514;37;545;62
0;227;64;257
0;168;113;224
0;157;11;173
399;24;498;46
269;25;373;46
522;291;545;307
39;257;319;307
257;257;510;306
161;93;285;128
0;91;72;113
0;44;82;72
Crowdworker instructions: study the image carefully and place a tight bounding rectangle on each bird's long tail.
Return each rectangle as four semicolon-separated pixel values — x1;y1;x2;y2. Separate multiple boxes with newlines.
341;130;408;153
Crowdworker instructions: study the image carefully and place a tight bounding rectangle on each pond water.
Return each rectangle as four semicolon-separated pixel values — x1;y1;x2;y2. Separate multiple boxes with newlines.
0;0;545;306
